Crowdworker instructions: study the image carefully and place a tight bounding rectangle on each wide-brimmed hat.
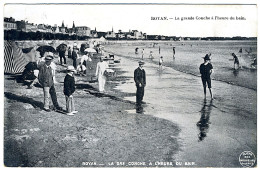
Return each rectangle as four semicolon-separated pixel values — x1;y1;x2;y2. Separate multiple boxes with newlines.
138;61;145;65
203;54;210;61
45;55;54;61
66;65;76;72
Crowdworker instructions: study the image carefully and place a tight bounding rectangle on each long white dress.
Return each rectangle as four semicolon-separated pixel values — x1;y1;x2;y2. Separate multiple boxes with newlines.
95;61;109;92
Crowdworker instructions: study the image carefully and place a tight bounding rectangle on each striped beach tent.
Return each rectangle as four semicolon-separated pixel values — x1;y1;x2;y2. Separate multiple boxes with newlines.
4;41;28;74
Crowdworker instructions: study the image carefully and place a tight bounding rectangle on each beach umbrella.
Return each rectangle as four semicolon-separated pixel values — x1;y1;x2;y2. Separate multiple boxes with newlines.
22;47;34;53
36;45;56;56
80;43;89;53
56;43;67;52
84;48;97;53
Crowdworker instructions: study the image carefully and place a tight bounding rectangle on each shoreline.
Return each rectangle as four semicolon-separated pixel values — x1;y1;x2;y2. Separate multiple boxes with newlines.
104;50;257;91
4;55;182;167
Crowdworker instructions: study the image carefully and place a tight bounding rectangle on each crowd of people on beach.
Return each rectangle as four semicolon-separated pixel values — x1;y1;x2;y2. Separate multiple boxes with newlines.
13;40;257;116
19;41;113;115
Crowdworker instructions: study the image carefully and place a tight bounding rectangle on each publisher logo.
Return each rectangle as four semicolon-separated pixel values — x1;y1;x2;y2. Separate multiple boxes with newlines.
239;151;256;167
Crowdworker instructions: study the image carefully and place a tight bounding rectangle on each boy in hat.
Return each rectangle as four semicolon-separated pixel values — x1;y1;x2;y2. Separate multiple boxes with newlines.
38;55;62;112
64;66;78;115
134;61;146;106
199;54;213;99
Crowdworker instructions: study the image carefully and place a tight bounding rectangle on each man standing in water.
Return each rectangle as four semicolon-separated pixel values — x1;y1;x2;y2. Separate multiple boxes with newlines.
173;47;175;58
134;61;146;106
199;54;213;99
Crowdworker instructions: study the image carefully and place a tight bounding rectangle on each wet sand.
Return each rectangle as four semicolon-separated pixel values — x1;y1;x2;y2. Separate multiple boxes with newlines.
4;55;181;167
4;41;257;167
105;45;257;167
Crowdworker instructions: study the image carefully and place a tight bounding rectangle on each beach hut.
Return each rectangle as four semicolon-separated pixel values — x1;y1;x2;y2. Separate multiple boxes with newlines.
99;36;107;44
4;41;35;74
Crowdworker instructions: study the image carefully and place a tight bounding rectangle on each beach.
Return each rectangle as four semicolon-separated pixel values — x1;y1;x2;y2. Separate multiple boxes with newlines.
4;40;257;167
105;40;257;167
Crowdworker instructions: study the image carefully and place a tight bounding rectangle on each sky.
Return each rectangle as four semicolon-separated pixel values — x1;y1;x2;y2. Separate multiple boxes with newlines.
3;3;258;37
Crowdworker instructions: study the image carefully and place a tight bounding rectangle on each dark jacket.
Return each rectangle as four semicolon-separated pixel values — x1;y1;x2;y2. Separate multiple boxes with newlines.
38;64;53;87
64;74;75;96
59;51;65;57
134;67;146;87
199;63;213;79
72;51;77;60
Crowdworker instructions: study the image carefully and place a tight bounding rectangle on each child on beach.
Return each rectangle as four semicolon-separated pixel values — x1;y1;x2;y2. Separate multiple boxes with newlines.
199;54;213;99
231;53;239;70
149;51;154;59
158;56;163;70
64;66;78;115
76;62;87;76
173;47;175;58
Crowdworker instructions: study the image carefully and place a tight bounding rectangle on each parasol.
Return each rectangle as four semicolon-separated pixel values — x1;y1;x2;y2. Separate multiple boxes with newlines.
36;45;56;53
84;48;97;53
56;43;67;52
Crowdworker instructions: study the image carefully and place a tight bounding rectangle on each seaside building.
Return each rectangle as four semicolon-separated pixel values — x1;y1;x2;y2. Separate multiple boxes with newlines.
4;17;17;30
76;26;91;37
132;30;143;39
91;27;98;38
24;22;37;32
45;25;53;33
160;36;166;40
105;27;116;39
97;32;107;38
53;24;60;34
37;24;49;33
116;30;125;39
60;21;68;34
4;16;182;41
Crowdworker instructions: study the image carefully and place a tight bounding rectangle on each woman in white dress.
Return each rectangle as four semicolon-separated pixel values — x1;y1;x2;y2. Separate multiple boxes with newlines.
95;57;109;92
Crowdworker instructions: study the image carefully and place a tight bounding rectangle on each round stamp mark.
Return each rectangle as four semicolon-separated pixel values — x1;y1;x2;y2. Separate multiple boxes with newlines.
239;151;256;167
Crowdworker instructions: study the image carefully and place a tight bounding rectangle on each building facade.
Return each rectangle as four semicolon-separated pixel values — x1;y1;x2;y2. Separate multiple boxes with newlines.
4;17;17;30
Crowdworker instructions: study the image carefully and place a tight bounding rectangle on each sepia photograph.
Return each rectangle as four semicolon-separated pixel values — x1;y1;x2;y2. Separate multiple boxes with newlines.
2;0;258;168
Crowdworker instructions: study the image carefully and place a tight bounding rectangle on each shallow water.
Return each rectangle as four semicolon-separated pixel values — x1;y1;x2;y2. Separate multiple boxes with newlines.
105;40;257;90
108;47;257;167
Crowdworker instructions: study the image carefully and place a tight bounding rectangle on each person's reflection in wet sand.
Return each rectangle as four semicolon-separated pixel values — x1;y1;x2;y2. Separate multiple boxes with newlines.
136;104;144;114
233;69;239;77
197;99;213;141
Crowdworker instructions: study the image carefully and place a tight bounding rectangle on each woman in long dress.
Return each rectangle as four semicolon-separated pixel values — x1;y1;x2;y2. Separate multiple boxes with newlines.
95;57;109;92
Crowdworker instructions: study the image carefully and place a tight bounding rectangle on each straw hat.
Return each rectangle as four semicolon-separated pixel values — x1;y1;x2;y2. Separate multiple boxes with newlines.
45;55;54;61
138;61;145;65
66;65;76;72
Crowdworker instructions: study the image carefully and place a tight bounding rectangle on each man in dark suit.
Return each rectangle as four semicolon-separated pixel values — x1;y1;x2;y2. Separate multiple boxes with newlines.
134;61;146;106
72;47;78;69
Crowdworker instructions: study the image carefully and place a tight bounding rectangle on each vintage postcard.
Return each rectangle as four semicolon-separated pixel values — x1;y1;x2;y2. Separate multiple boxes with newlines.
2;0;258;168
